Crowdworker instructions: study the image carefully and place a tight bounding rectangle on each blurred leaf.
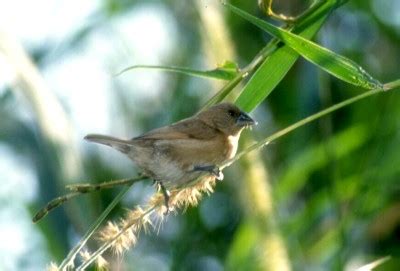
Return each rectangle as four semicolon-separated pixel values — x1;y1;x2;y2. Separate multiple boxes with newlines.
226;3;383;90
225;222;263;271
306;225;341;260
116;60;240;80
333;175;360;201
276;124;369;202
356;256;391;271
284;189;331;236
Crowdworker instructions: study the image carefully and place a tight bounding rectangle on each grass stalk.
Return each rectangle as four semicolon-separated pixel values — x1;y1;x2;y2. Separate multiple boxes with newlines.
75;206;156;270
224;88;389;168
77;79;399;269
58;185;132;270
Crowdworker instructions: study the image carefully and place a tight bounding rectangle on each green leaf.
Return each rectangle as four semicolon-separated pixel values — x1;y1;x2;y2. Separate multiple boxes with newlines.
236;24;326;111
116;60;240;81
225;3;383;90
355;256;391;270
235;0;339;111
384;79;400;90
225;222;263;271
203;73;244;108
275;124;368;202
205;1;344;109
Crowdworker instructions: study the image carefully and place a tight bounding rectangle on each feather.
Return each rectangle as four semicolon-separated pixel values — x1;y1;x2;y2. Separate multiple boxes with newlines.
84;134;133;154
134;118;219;140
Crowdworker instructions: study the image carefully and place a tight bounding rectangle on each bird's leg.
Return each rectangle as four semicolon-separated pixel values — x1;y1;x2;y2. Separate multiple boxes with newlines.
193;165;224;181
156;180;170;214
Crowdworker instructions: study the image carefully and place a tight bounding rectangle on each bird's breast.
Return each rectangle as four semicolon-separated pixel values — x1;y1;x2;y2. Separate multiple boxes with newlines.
128;135;240;188
224;135;239;160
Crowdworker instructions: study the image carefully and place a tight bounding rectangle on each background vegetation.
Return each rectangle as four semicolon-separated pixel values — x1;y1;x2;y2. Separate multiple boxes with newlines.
0;0;399;270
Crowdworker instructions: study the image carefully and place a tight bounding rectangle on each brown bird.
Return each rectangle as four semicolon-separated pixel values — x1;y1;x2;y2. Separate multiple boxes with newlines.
84;103;256;209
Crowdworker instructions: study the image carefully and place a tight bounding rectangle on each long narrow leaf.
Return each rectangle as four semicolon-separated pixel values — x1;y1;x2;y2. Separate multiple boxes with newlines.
206;0;342;109
116;61;239;81
225;3;383;90
235;0;340;111
236;20;328;111
356;256;391;271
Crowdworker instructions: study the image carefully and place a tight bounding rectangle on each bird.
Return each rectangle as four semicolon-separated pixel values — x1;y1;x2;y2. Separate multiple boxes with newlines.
84;103;256;210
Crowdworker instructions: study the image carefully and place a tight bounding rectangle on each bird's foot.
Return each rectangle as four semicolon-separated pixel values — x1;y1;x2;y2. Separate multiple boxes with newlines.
156;181;171;215
212;167;224;181
193;165;224;181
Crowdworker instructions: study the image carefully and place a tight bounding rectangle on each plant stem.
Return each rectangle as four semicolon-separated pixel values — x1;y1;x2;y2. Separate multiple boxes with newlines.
384;79;400;90
67;176;147;193
204;0;342;108
58;185;132;270
71;79;399;269
224;87;388;167
33;176;147;223
76;206;156;270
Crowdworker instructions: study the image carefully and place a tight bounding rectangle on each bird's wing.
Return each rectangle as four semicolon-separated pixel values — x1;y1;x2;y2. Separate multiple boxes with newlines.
133;118;219;141
133;118;228;169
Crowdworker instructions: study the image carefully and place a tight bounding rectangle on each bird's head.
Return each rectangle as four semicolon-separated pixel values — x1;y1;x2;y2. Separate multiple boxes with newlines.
197;103;257;136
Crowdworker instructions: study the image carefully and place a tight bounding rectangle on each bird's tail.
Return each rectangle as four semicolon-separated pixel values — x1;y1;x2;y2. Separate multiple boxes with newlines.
84;134;133;154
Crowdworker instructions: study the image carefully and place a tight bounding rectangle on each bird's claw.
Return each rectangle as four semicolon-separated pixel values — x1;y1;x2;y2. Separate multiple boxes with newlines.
193;165;224;181
156;181;171;215
211;167;224;181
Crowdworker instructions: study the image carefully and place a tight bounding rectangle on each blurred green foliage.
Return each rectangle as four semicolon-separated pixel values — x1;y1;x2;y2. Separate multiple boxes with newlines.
1;0;399;270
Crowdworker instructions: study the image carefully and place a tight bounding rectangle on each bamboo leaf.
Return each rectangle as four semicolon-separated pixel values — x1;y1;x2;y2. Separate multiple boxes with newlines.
235;0;340;111
236;47;299;112
116;60;239;81
205;0;343;110
225;3;383;90
236;18;328;111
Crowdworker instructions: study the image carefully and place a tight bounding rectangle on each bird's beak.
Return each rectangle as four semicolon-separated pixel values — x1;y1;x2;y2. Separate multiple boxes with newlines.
236;112;257;127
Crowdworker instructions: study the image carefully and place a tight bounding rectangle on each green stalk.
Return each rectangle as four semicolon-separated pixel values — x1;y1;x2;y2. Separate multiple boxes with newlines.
384;79;400;90
203;0;342;108
59;185;132;270
76;206;156;270
73;80;399;269
223;84;396;167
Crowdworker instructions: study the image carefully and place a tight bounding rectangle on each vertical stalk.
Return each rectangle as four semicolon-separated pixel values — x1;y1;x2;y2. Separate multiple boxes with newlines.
196;3;292;269
239;138;291;271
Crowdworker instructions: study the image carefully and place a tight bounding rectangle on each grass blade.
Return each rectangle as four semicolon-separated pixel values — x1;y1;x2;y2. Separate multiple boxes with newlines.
205;1;344;109
59;185;132;269
235;18;327;111
225;3;383;90
235;0;340;111
224;88;383;169
356;256;391;271
116;60;239;81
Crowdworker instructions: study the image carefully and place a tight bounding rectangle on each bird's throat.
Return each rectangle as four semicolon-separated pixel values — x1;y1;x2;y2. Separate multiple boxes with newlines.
225;134;240;160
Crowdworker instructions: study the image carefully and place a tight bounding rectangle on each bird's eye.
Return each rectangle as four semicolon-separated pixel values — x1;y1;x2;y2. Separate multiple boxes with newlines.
228;110;236;117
